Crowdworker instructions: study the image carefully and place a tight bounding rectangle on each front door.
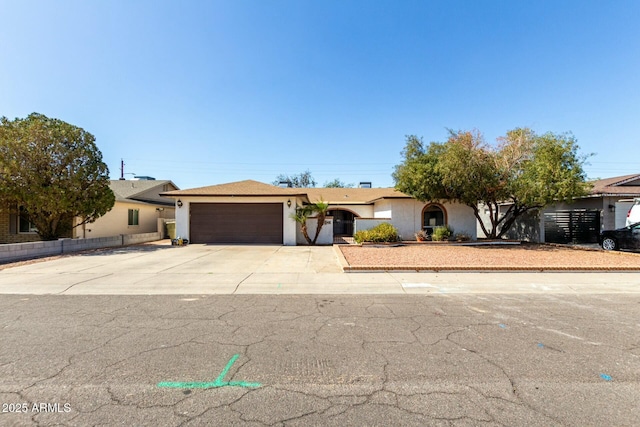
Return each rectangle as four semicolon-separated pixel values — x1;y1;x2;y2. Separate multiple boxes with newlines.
330;210;355;236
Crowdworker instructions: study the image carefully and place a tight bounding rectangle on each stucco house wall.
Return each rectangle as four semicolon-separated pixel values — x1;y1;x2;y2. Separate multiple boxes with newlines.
79;200;168;239
479;198;614;242
373;200;393;220
374;199;477;240
163;181;481;245
602;196;622;230
174;196;298;245
326;204;374;219
296;217;333;245
436;202;477;239
1;179;177;244
488;175;640;242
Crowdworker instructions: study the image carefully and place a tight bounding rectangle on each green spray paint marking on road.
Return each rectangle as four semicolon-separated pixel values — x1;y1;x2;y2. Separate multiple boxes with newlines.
157;354;261;389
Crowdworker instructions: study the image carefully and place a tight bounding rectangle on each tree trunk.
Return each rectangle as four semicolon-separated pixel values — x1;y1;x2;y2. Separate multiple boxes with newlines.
311;212;326;245
471;205;493;239
496;206;538;239
300;222;312;245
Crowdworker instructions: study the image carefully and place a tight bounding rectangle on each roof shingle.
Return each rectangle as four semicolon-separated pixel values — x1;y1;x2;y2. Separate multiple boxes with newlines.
589;174;640;196
161;179;411;203
161;180;305;197
111;179;177;204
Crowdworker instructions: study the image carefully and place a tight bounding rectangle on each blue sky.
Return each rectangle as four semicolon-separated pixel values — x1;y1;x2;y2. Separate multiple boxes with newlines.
1;0;638;189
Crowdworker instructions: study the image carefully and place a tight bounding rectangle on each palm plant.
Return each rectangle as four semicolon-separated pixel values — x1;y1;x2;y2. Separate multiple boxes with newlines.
291;205;315;245
290;201;330;245
310;201;329;245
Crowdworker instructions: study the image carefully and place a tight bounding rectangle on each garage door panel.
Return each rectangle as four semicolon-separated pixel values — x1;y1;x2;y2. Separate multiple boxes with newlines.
190;203;283;244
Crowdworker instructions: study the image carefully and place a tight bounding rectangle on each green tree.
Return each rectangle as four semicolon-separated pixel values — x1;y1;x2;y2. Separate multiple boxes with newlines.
0;113;115;240
273;170;316;188
323;178;354;188
393;128;590;239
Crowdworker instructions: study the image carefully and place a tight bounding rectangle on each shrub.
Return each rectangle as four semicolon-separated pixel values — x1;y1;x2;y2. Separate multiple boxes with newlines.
415;229;430;241
354;223;400;244
455;232;471;242
431;225;453;241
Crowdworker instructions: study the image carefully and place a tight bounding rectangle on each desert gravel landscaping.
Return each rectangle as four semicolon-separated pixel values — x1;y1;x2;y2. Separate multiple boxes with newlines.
339;243;640;271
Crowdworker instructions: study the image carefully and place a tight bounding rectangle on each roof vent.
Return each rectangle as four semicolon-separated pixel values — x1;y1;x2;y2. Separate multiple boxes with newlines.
278;181;292;188
359;182;372;188
134;176;156;180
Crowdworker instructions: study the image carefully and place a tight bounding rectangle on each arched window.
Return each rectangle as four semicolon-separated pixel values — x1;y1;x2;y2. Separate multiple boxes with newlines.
422;204;447;235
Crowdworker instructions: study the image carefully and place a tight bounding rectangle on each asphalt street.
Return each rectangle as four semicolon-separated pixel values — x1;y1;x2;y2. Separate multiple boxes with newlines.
1;293;639;426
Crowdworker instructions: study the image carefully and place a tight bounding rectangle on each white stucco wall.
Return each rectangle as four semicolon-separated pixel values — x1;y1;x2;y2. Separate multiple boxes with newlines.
374;199;477;241
81;201;162;238
374;209;392;218
373;199;393;220
441;202;478;239
296;217;333;245
327;204;374;218
171;196;298;245
168;195;476;244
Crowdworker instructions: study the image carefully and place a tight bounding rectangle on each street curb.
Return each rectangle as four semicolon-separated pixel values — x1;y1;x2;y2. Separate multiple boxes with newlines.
344;266;640;272
332;245;350;271
338;241;640;273
543;242;640;257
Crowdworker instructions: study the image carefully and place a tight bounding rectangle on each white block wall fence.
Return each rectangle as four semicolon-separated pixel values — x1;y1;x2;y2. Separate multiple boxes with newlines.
0;232;162;264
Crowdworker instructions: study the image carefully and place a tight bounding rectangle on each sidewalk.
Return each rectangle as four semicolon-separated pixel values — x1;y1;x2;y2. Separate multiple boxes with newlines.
1;268;639;295
1;242;639;295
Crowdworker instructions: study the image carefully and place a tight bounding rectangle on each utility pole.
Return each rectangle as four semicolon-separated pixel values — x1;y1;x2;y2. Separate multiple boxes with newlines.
119;159;125;180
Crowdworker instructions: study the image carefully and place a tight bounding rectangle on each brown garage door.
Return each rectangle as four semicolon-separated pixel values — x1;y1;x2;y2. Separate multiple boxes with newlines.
190;203;283;244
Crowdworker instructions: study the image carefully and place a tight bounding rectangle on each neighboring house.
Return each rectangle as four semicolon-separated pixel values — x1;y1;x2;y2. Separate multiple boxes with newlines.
78;178;179;239
479;174;640;244
0;177;179;244
161;180;477;245
0;206;74;244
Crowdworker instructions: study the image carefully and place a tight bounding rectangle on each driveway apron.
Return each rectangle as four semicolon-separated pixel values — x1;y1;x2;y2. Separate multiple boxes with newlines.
1;243;639;294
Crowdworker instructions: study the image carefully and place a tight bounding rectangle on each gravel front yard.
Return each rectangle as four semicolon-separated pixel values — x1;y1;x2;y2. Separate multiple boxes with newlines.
339;243;640;271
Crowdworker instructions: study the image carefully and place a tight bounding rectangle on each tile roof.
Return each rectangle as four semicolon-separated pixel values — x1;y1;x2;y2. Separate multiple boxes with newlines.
589;174;640;196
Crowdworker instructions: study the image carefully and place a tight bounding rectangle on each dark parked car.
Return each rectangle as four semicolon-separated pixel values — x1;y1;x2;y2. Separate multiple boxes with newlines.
599;222;640;251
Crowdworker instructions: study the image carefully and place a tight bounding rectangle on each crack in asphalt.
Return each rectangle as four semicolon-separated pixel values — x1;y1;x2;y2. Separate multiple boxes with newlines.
2;294;639;426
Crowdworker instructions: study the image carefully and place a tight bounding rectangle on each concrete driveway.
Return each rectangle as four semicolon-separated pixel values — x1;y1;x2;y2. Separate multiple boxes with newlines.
1;242;640;295
0;243;344;294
